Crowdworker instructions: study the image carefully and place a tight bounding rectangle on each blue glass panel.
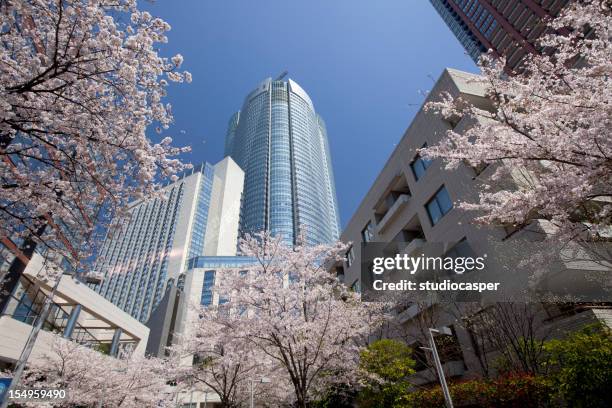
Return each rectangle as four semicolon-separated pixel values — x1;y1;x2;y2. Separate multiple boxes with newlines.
200;270;216;306
426;186;453;225
437;186;453;214
411;159;426;180
427;200;443;225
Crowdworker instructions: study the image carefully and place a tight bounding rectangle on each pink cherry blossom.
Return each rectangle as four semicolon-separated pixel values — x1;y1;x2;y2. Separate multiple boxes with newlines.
177;232;385;407
424;1;611;248
22;338;175;407
0;0;192;275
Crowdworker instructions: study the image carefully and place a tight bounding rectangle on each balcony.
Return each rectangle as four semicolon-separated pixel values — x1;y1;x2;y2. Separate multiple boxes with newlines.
373;174;411;235
376;194;410;234
373;173;410;233
399;238;426;257
396;295;437;324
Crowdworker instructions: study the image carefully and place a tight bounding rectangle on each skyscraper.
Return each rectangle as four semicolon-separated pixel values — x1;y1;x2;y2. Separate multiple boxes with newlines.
430;0;570;70
92;157;244;322
225;77;340;245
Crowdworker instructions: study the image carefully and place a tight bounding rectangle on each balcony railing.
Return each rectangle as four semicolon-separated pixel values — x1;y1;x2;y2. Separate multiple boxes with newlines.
375;194;410;234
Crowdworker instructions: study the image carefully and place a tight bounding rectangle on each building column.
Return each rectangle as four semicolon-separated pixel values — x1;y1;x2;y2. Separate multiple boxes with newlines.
110;328;123;357
62;304;81;339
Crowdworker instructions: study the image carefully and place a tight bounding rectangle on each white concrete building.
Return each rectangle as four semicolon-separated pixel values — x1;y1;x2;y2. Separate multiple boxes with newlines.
92;157;244;322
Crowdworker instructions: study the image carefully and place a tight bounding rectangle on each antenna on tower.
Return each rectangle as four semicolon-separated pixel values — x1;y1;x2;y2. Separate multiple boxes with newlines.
275;70;288;81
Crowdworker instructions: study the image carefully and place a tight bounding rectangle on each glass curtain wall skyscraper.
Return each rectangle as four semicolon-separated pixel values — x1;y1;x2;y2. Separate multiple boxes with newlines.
225;77;340;245
430;0;570;70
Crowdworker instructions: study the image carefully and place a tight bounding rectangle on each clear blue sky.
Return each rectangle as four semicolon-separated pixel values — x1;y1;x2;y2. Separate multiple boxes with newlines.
142;0;478;228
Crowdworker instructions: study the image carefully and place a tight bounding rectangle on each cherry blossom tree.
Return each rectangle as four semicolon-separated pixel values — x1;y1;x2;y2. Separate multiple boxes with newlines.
200;232;383;408
172;310;282;408
424;1;611;248
0;0;192;273
22;338;175;407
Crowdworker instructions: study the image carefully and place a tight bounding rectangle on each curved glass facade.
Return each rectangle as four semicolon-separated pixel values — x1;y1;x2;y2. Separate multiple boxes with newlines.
226;78;340;245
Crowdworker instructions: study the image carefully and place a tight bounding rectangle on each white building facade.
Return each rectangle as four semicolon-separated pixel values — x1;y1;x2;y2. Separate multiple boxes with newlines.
92;157;244;322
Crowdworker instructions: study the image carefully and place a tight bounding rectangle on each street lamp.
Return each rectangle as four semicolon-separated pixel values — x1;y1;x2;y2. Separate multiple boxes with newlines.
420;327;454;408
249;377;270;408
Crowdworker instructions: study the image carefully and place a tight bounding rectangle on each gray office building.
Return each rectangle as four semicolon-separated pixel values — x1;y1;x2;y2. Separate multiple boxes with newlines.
225;77;340;246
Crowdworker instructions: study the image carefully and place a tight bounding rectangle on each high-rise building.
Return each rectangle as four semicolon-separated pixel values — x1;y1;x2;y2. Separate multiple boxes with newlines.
92;157;244;322
430;0;569;70
225;77;340;246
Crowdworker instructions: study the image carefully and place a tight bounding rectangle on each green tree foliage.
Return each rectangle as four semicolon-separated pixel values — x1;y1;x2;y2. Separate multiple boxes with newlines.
543;324;612;408
360;339;416;382
358;339;416;408
397;324;612;407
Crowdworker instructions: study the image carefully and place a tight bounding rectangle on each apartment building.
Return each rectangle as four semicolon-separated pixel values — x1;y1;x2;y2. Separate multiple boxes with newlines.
339;67;611;383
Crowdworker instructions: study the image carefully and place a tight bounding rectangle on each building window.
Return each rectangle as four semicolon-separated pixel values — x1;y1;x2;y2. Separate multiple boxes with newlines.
346;246;355;268
444;237;475;260
200;270;215;306
361;221;375;243
351;279;361;293
410;145;433;181
426;186;453;225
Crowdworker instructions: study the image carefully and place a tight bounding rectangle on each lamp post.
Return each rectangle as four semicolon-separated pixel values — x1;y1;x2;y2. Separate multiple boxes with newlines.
420;327;454;408
249;377;270;408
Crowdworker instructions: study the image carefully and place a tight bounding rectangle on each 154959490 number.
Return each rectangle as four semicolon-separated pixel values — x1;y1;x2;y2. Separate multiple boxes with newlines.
7;388;68;402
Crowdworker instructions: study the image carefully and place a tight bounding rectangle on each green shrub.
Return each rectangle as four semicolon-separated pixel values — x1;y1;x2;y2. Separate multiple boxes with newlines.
355;323;612;407
398;374;553;408
357;339;416;408
543;324;612;408
359;339;416;383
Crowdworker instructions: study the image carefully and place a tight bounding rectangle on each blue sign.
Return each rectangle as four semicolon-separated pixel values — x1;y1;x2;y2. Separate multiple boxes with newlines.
0;378;11;402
